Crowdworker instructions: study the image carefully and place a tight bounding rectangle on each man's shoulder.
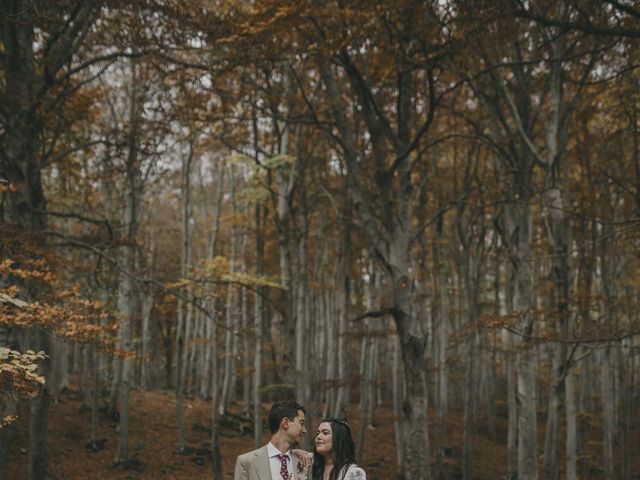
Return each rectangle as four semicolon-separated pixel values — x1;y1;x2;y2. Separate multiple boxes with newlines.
237;445;268;462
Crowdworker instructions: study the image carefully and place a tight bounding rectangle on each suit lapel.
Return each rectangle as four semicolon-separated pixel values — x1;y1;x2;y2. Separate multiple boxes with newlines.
254;446;272;480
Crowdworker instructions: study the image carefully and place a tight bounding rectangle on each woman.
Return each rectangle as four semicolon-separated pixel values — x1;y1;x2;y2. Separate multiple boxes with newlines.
311;418;366;480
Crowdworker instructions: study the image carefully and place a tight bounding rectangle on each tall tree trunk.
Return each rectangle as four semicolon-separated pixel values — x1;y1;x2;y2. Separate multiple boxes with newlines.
253;203;265;447
237;221;249;412
88;343;100;445
49;337;69;401
275;66;300;385
502;186;536;480
542;26;572;479
578;352;592;478
28;329;51;480
1;0;96;469
333;180;351;418
200;310;213;399
483;252;500;443
295;160;310;406
211;312;222;480
200;164;225;399
2;6;46;476
565;366;577;480
601;347;615;480
358;259;378;464
115;57;142;465
461;250;481;480
2;0;45;231
241;289;250;412
108;353;122;421
176;137;195;452
115;241;135;464
599;175;618;480
294;162;312;451
495;162;519;480
323;291;337;418
0;325;19;478
621;338;634;480
220;167;239;414
515;246;537;480
319;49;432;478
107;155;123;419
392;331;405;470
140;227;156;390
463;330;478;480
183;289;195;394
0;384;16;479
495;133;537;480
452;149;487;480
433;211;449;477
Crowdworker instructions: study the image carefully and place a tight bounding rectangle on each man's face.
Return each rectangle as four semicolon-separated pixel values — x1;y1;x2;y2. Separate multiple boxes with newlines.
284;410;307;445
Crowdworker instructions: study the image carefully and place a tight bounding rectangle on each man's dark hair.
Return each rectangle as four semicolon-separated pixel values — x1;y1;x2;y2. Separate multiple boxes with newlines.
268;400;305;434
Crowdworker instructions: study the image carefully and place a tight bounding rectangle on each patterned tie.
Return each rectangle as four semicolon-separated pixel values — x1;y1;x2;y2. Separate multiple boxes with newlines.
277;454;290;480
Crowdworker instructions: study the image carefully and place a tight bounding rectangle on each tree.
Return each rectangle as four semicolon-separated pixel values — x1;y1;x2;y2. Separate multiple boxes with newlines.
309;2;454;477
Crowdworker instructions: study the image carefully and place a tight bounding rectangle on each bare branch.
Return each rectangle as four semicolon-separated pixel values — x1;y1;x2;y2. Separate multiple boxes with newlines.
44;232;230;328
512;2;640;39
40;139;111;168
37;211;113;237
353;308;397;322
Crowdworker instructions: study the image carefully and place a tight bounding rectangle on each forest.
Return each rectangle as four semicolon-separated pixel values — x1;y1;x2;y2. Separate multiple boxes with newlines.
1;1;639;479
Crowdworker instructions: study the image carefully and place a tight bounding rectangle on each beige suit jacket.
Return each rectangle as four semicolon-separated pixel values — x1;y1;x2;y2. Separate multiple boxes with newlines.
234;445;309;480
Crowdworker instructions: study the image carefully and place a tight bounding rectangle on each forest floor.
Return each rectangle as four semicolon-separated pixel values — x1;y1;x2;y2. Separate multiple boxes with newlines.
7;385;640;479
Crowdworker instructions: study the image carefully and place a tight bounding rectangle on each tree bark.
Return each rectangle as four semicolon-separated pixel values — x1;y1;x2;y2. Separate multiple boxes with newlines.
274;66;300;385
541;23;574;479
140;227;156;390
318;45;432;477
333;179;351;419
358;259;378;464
2;0;45;231
112;54;145;465
392;332;405;470
621;338;634;480
432;212;449;477
1;3;99;471
200;164;225;399
601;347;616;480
28;330;51;480
220;167;239;414
253;203;266;447
565;366;577;480
176;136;195;452
49;337;69;401
2;4;47;473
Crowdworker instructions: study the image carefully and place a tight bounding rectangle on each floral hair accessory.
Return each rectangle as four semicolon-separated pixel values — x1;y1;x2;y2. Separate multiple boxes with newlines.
328;418;351;433
336;419;350;429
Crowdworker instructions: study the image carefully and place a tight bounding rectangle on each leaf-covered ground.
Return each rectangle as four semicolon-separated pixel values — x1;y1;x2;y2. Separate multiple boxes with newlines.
7;386;639;479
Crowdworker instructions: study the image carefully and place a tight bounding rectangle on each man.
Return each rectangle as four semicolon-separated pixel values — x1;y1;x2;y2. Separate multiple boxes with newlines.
234;400;309;480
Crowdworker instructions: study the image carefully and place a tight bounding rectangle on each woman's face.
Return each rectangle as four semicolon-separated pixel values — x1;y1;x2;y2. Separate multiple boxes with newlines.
315;422;333;456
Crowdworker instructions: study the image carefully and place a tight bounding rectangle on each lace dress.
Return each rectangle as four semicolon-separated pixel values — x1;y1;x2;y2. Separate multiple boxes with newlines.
340;465;367;480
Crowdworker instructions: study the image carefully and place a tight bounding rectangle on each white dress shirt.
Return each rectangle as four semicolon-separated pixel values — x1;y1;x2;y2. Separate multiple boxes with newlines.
267;442;292;480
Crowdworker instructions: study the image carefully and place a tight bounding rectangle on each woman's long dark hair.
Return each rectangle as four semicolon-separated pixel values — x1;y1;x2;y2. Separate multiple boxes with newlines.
312;418;356;480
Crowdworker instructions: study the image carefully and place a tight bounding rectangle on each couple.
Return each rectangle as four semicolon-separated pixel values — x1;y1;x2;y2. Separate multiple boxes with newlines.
234;401;367;480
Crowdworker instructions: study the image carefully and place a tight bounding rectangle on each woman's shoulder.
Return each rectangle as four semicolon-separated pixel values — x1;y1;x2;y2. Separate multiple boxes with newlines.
343;464;366;480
